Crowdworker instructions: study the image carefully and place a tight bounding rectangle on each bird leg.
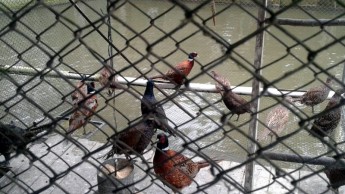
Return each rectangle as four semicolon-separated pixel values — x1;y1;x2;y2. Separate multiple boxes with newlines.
236;114;240;121
1;154;11;167
83;126;87;135
312;106;315;114
83;119;89;135
107;89;114;96
229;114;234;120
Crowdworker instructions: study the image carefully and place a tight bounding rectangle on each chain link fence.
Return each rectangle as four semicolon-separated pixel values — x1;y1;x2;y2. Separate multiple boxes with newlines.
1;0;345;193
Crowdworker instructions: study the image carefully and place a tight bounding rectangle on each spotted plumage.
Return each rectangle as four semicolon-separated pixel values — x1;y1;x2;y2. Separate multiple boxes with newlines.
295;77;333;113
309;89;344;138
258;96;292;142
324;163;345;191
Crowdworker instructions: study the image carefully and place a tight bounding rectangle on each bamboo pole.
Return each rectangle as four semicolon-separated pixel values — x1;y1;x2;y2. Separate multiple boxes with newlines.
244;0;267;192
0;65;336;98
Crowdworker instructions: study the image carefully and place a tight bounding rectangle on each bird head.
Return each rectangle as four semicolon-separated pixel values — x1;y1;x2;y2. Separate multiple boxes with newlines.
326;76;334;85
157;133;169;150
144;79;155;96
335;88;345;100
211;70;231;91
188;52;198;59
86;82;96;94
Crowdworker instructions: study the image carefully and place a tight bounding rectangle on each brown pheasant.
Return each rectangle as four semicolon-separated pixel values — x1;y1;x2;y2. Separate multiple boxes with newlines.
211;70;252;121
153;133;216;192
324;160;345;192
309;88;345;138
294;77;333;113
258;96;292;142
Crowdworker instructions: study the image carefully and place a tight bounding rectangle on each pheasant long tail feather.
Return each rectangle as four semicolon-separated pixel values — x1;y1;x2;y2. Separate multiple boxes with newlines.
197;161;210;169
197;159;221;169
150;75;165;80
292;97;302;102
25;122;56;138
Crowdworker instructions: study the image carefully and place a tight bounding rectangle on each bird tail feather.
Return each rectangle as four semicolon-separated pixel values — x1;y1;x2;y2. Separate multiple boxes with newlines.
292;97;302;102
150;75;164;80
25;122;56;139
197;159;222;169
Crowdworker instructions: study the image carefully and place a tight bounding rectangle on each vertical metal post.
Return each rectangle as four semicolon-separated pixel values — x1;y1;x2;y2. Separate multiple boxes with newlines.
107;0;113;66
244;0;267;192
341;62;345;144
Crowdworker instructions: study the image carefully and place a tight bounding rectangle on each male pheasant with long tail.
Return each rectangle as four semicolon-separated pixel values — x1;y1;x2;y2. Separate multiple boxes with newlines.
153;133;218;192
141;79;175;136
150;52;198;86
0;121;55;167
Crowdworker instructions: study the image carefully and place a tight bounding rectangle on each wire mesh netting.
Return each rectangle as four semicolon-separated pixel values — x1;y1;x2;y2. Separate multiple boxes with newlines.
1;0;345;193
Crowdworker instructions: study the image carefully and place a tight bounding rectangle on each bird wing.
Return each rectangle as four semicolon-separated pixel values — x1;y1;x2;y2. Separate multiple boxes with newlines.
153;105;169;129
312;115;336;130
223;92;251;113
68;109;86;132
141;97;170;134
71;81;87;104
141;97;155;118
116;124;144;151
99;66;118;89
154;150;195;190
168;150;200;179
301;89;324;104
69;94;98;132
82;95;98;117
165;60;191;77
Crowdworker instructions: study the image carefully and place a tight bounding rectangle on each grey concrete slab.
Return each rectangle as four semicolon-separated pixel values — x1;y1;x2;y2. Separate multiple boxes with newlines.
0;134;344;194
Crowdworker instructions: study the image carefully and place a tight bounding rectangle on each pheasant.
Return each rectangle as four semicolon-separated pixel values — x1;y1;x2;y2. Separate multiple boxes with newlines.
98;64;120;96
106;120;155;159
68;81;98;136
153;133;216;192
309;88;344;139
141;79;175;136
211;70;252;121
258;96;293;142
294;77;333;113
324;159;345;192
150;52;198;86
0;121;55;166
